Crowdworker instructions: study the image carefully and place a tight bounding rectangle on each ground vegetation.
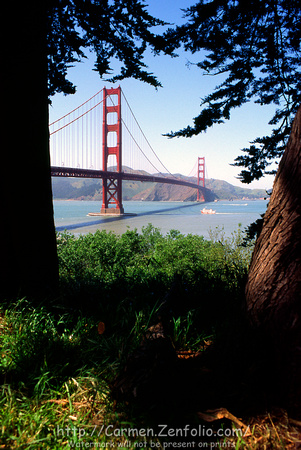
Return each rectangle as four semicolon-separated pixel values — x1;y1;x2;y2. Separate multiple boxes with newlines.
1;226;300;448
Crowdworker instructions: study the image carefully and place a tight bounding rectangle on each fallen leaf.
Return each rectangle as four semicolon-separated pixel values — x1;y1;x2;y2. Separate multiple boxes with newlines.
97;322;105;335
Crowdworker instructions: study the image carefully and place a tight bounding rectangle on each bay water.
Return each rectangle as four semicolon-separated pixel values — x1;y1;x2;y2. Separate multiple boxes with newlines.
53;200;268;239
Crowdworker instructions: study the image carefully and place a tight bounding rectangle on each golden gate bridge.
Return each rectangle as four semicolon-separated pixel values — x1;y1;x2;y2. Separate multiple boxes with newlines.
50;86;209;214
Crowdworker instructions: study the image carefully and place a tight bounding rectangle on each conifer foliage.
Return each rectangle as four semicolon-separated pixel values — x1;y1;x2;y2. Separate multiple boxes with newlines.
165;0;301;183
47;0;175;96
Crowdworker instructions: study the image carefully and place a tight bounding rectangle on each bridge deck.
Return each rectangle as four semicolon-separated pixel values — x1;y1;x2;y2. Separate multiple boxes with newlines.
51;166;205;191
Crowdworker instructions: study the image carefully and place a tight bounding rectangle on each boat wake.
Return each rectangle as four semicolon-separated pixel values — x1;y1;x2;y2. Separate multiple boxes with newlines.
219;203;248;206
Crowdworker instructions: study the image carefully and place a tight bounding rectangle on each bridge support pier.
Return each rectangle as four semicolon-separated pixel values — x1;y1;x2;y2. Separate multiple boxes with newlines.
101;86;124;215
101;174;124;215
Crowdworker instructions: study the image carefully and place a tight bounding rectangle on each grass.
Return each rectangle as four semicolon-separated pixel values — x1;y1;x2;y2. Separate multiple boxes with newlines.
0;299;149;448
0;225;301;448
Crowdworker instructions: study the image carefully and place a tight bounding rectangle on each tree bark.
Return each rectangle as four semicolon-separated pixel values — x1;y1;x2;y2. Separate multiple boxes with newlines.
245;105;301;411
1;3;59;299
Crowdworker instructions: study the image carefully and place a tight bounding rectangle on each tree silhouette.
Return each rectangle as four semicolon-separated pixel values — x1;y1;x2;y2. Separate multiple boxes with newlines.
47;0;174;95
1;1;174;300
164;0;301;183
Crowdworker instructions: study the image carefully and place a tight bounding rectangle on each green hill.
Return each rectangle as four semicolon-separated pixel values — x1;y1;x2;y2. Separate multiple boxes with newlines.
205;178;267;200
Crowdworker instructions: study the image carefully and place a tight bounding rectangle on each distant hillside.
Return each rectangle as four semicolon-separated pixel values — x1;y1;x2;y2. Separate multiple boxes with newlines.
205;179;267;200
128;174;266;201
51;168;267;201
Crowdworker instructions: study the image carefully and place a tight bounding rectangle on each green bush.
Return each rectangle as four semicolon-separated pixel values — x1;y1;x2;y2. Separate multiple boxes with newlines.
57;224;251;293
56;224;252;332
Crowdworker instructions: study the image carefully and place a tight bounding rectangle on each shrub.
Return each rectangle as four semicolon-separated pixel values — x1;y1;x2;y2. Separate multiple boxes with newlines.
56;224;252;331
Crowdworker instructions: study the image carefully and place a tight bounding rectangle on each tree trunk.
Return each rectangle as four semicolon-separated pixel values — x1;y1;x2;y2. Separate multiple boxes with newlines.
1;3;59;299
245;105;301;411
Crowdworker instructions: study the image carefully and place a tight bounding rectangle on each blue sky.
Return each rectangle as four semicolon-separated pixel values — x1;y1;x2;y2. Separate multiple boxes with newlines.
49;0;277;189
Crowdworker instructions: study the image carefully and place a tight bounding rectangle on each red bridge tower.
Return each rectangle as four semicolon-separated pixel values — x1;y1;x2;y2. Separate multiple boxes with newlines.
101;86;124;215
197;157;205;202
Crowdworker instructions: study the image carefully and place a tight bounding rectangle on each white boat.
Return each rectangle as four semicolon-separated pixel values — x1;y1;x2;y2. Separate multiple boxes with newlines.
201;207;216;214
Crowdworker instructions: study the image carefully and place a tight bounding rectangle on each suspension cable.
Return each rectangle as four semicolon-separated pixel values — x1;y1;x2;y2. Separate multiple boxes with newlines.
49;89;104;126
49;95;109;135
120;89;177;178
